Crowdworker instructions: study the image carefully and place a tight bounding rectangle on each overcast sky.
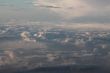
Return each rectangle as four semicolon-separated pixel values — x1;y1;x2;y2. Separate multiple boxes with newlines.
0;0;110;29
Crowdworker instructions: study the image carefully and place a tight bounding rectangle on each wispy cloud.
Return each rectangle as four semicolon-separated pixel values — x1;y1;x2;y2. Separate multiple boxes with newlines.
55;23;110;30
33;0;92;18
33;0;110;20
0;0;110;26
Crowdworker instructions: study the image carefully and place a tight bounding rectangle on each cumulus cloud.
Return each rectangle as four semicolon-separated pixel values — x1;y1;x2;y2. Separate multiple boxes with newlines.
4;50;16;60
46;54;56;62
20;31;36;42
20;31;31;41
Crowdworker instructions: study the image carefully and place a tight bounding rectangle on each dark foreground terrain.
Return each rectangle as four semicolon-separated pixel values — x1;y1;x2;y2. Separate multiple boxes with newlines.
0;64;109;73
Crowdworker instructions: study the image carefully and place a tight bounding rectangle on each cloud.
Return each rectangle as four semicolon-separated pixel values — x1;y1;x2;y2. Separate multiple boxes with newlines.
46;54;56;62
69;14;110;24
55;23;110;30
20;31;31;42
33;0;92;18
33;0;110;21
20;31;36;42
0;0;109;25
0;0;110;27
85;0;110;7
0;41;47;49
4;50;16;60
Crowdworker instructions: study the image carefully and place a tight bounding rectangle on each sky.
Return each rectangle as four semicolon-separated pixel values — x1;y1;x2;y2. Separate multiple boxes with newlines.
0;0;110;29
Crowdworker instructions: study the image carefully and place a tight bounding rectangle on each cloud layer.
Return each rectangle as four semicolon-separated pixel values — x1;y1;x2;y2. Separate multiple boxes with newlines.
33;0;110;21
0;0;110;28
33;0;92;18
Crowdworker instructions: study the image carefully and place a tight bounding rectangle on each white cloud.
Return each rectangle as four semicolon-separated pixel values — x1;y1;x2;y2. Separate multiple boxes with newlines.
33;0;110;21
20;31;36;42
33;0;92;19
